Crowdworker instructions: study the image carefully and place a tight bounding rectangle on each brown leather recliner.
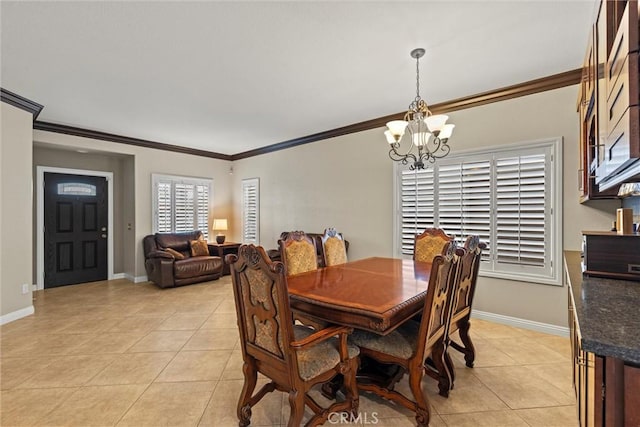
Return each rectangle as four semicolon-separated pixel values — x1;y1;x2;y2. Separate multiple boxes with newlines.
143;231;223;288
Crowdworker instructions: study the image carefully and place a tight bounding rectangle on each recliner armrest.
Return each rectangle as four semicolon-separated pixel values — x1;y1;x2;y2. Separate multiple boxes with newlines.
148;250;175;260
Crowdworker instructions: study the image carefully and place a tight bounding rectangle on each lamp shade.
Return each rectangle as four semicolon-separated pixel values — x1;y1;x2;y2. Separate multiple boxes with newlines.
386;120;408;137
212;219;228;231
439;124;455;140
424;114;448;132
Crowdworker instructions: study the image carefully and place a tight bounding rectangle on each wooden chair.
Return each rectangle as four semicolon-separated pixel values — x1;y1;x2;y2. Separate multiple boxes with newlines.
349;241;462;427
227;245;359;427
413;228;455;263
280;231;318;276
321;228;348;267
445;236;486;371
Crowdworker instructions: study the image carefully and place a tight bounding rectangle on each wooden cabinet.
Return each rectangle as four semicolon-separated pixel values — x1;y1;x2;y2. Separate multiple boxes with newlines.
568;282;603;427
565;252;640;426
578;0;640;200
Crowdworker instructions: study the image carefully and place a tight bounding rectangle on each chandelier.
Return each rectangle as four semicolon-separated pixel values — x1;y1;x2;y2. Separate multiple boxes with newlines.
384;48;454;170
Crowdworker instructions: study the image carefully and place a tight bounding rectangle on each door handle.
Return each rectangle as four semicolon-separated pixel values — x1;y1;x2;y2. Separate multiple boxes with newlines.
101;227;107;231
101;234;107;238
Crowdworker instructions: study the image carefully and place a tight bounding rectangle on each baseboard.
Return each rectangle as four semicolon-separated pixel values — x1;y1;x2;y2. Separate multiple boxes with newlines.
471;310;569;337
124;273;148;283
111;273;125;280
0;305;35;325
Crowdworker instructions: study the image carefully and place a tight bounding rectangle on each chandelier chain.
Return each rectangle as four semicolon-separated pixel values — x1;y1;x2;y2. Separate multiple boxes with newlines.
415;55;420;102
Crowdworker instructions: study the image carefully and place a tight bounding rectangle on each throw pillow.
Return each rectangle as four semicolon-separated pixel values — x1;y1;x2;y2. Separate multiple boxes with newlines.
190;239;209;257
165;248;185;260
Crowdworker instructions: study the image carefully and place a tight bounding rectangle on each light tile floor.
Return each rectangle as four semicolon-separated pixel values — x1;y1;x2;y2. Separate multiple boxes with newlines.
1;277;577;426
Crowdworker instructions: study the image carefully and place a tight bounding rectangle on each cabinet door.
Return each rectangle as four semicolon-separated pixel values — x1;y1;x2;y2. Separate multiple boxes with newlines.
624;364;640;425
602;0;640;185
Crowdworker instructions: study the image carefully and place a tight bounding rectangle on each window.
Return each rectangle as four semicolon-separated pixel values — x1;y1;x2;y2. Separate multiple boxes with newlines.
242;178;260;244
57;183;96;196
394;138;562;285
152;174;213;239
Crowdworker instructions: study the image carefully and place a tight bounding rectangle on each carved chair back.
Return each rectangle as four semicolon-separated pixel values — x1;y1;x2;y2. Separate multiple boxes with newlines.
228;245;298;374
321;228;348;267
416;241;462;357
450;236;485;323
280;231;318;276
413;228;455;263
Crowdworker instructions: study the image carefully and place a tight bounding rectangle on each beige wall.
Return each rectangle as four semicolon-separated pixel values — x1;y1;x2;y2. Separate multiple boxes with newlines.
7;83;620;327
32;146;132;276
32;131;233;280
1;103;34;319
231;85;619;328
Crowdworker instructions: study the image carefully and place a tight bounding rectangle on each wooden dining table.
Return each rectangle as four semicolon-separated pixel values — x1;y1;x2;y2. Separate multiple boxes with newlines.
287;257;433;335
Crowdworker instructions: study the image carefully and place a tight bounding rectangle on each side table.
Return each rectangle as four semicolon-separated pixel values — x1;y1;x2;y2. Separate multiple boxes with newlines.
208;242;241;276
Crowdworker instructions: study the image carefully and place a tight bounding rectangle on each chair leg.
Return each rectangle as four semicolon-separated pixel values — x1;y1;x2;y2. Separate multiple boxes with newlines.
432;341;452;398
444;344;455;387
408;363;430;427
458;319;476;368
238;361;257;427
287;390;305;427
343;358;360;418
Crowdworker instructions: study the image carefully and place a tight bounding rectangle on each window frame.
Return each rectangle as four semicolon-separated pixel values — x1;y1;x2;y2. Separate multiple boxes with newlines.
241;178;260;245
151;173;213;239
393;137;563;286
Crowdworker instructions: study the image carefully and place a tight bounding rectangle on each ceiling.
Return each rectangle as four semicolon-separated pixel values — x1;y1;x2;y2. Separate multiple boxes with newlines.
1;1;596;156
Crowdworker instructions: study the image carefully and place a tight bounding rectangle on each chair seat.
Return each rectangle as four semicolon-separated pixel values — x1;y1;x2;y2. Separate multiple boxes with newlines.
294;325;359;380
349;320;420;360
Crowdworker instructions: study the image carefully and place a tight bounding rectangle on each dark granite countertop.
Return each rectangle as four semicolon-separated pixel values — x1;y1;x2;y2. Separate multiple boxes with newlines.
564;251;640;365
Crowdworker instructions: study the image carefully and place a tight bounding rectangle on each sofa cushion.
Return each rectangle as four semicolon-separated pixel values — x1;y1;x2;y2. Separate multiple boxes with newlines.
190;239;209;257
156;231;201;252
174;257;222;279
165;248;185;260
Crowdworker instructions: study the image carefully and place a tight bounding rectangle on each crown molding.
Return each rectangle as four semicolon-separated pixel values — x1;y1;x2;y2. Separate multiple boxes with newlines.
33;121;233;161
231;68;581;160
25;68;580;160
0;88;44;120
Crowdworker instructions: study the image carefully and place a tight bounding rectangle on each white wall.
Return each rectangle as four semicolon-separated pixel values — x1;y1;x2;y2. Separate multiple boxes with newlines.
32;131;233;280
1;103;34;321
231;85;619;328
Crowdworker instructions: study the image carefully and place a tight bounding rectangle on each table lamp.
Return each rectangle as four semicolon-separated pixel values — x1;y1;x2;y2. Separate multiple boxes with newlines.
213;218;228;244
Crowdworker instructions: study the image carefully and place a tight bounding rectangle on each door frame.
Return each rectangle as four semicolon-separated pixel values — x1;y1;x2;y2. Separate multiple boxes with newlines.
36;166;114;290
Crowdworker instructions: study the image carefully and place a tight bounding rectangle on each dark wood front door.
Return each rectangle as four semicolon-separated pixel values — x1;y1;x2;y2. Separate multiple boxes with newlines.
44;173;108;288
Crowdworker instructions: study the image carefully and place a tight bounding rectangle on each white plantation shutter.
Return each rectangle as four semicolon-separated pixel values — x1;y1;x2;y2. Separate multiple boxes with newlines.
495;152;548;271
152;174;212;239
242;178;259;244
399;168;434;255
157;182;172;233
394;139;561;285
437;159;492;261
196;185;209;238
174;183;195;233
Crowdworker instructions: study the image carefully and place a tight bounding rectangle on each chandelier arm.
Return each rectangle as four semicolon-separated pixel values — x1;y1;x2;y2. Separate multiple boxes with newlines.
390;141;416;159
389;147;417;164
430;138;451;159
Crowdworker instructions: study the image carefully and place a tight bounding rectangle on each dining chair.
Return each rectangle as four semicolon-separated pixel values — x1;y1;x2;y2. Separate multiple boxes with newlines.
226;245;360;427
445;236;486;367
321;228;348;267
280;231;318;276
349;241;462;427
413;227;455;263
